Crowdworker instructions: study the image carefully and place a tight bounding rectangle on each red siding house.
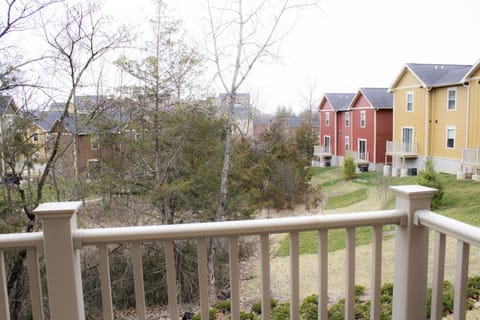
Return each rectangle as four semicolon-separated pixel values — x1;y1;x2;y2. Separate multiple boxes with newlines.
348;88;393;171
315;93;354;167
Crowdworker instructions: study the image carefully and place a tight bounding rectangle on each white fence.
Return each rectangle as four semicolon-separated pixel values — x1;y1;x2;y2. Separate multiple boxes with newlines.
462;148;480;166
0;186;479;320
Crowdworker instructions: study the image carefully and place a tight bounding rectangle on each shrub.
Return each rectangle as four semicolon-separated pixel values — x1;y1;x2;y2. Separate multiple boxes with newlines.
251;298;278;314
214;300;231;313
192;308;216;320
239;311;258;320
343;156;356;180
270;302;290;320
415;158;444;209
300;294;318;320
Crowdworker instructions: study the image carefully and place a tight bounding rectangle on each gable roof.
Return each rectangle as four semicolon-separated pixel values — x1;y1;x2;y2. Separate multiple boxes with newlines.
390;63;472;90
351;88;393;110
319;93;355;111
462;59;480;81
0;95;17;115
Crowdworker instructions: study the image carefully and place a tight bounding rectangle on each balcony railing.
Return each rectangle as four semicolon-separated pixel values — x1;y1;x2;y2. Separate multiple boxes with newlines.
462;148;480;166
347;151;369;163
313;145;332;157
0;186;479;320
386;141;418;157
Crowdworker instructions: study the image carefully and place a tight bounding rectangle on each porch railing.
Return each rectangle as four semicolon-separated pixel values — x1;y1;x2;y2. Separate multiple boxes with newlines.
386;141;418;156
347;151;369;162
0;186;479;320
313;145;331;156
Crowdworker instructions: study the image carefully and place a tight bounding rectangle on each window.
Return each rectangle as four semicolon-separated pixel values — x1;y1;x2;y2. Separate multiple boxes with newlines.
324;136;331;153
406;92;413;112
325;112;330;126
358;139;367;160
91;136;100;150
402;127;414;153
345;112;350;127
360;111;366;128
446;127;455;149
87;159;100;180
33;132;39;142
345;136;350;151
135;133;142;142
447;88;456;110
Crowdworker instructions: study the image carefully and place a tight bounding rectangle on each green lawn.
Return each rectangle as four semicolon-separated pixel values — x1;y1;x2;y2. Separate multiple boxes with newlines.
275;169;480;256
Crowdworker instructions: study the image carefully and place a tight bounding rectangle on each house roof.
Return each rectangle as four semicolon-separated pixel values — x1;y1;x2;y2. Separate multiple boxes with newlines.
319;93;355;111
390;63;472;90
0;95;16;115
462;59;480;81
351;88;393;110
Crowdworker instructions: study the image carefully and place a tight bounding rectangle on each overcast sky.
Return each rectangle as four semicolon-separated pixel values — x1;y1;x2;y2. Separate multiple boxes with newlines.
106;0;480;114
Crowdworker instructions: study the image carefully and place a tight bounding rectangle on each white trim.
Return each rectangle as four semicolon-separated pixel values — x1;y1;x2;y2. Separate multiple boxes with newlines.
325;112;330;127
324;135;331;153
360;111;366;128
345;136;350;151
90;136;100;150
345;112;350;127
446;126;456;150
402;127;414;144
447;88;457;111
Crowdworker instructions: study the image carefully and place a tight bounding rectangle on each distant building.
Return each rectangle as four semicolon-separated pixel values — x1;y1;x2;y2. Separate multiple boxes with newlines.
216;93;254;138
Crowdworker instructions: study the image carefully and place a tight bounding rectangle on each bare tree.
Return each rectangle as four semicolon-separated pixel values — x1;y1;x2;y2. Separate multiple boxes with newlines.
4;2;130;317
205;0;319;303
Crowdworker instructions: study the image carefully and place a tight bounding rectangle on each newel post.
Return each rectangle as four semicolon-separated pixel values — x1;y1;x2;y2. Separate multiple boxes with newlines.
390;185;437;320
34;202;85;320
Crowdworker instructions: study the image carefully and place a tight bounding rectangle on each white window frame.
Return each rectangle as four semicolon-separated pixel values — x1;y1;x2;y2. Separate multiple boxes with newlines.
324;135;331;153
87;159;100;180
406;92;413;112
447;88;456;110
325;112;330;127
345;136;350;151
446;126;456;149
33;132;39;142
360;111;366;128
345;112;350;127
90;135;100;150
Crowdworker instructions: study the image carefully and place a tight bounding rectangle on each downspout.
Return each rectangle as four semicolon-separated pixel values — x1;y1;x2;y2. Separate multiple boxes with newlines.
425;87;432;158
464;82;470;149
334;111;337;157
374;108;377;168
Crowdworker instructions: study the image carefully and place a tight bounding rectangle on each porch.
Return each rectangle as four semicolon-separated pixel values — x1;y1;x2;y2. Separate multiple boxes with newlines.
385;141;419;158
313;145;333;167
462;148;480;176
0;185;479;320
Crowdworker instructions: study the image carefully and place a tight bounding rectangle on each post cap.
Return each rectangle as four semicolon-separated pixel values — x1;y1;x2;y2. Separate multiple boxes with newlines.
34;201;83;219
389;185;438;199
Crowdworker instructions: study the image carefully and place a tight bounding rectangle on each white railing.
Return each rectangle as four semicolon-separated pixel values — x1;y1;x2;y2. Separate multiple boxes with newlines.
0;186;478;320
313;145;331;156
347;151;369;162
462;148;480;165
386;141;418;156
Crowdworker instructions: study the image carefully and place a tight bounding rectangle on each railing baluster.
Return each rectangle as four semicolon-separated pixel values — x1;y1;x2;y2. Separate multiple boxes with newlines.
345;228;355;320
164;240;178;319
229;236;240;320
454;240;470;320
131;243;146;320
98;245;113;320
26;248;44;320
431;232;446;320
0;251;10;320
260;234;271;320
318;230;328;320
197;238;209;320
290;232;300;320
370;226;382;320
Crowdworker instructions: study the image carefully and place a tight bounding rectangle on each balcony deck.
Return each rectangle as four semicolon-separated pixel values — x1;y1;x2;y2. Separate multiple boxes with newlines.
385;141;419;158
0;185;479;320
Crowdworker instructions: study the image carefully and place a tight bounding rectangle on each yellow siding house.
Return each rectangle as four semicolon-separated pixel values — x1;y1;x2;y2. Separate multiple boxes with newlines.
388;63;472;175
462;62;480;175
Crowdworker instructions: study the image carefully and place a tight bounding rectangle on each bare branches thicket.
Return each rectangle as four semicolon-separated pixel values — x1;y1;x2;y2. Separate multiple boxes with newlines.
4;2;130;318
205;0;319;304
